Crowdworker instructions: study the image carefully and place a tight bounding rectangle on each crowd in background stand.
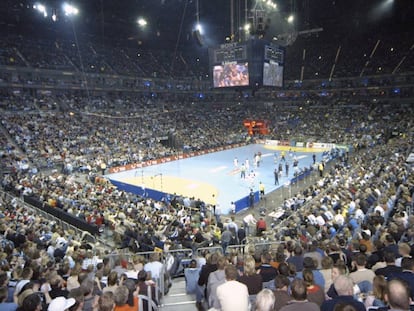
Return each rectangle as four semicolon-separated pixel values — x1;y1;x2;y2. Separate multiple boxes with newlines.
0;29;413;311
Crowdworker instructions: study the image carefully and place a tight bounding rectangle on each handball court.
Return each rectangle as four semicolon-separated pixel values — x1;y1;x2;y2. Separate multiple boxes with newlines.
106;144;327;214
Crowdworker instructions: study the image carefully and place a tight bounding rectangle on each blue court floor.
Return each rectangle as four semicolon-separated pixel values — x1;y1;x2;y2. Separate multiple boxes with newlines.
106;144;324;214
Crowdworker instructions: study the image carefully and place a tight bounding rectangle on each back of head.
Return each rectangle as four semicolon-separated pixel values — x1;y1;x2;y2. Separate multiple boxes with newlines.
255;288;275;311
333;303;358;311
114;285;129;306
224;264;238;281
210;252;219;265
294;246;303;256
107;271;118;286
20;293;41;311
261;252;272;264
99;292;115;311
80;278;94;296
302;268;314;286
290;279;307;301
401;257;414;271
334;275;354;296
243;255;256;276
137;270;148;282
274;274;290;290
355;254;367;267
386;279;410;311
303;257;316;269
217;256;228;270
384;250;396;264
321;256;334;269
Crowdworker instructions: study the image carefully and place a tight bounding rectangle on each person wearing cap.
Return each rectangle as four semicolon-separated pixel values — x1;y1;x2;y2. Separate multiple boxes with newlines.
47;296;76;311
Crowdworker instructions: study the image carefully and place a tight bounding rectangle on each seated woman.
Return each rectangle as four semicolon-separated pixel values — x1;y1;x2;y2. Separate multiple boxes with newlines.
364;275;387;309
238;255;262;295
302;268;325;306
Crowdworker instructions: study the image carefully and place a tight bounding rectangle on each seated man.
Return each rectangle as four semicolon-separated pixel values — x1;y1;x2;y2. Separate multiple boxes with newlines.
279;279;319;311
321;275;366;311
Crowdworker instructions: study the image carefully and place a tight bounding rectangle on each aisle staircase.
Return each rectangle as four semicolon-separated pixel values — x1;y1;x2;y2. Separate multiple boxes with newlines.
160;277;197;311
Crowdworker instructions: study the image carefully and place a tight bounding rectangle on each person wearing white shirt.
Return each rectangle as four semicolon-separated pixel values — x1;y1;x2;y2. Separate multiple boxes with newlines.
243;214;257;236
216;265;249;311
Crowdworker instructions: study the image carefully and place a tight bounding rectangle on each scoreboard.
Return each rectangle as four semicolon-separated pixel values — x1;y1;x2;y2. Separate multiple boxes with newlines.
209;39;285;89
213;43;248;63
263;43;285;87
264;44;284;63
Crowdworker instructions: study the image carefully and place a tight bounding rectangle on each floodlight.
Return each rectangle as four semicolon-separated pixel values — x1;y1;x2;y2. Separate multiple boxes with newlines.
63;3;79;16
244;23;251;32
195;23;203;34
287;14;294;23
34;3;48;17
137;18;147;27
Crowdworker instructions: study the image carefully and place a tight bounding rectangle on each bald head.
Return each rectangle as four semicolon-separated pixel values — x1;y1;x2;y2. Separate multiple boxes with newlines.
334;275;354;296
386;279;410;310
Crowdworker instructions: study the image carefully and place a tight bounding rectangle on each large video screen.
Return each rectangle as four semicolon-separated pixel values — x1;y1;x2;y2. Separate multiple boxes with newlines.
263;61;283;87
213;62;249;88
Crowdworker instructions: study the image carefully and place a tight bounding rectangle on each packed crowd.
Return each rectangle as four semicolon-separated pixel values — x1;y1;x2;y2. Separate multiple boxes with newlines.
1;30;414;82
0;85;412;311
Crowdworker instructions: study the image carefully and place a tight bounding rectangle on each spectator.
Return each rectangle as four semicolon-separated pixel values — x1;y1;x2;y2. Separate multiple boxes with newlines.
216;264;249;311
257;252;278;289
375;251;402;279
302;268;325;306
279;279;319;311
287;245;304;272
273;275;291;311
388;257;414;300
349;253;375;285
364;275;387;309
0;286;17;311
238;255;262;295
255;288;275;311
207;255;227;309
321;275;365;311
97;292;115;311
102;271;119;294
385;279;411;311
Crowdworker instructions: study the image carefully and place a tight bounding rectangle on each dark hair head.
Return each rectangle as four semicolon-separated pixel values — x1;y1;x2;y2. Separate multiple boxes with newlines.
303;257;315;269
21;293;42;311
137;270;147;282
302;269;314;286
274;274;290;289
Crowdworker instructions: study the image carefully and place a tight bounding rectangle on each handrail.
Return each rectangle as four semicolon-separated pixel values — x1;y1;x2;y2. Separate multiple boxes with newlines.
0;189;114;251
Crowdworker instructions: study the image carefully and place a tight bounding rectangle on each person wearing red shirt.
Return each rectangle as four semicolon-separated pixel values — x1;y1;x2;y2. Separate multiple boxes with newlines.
256;217;267;236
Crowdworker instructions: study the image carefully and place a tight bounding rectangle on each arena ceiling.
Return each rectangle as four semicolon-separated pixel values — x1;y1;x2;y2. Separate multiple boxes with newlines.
0;0;413;51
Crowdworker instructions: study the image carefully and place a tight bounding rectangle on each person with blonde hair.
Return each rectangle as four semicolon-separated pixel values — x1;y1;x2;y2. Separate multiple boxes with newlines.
238;255;262;295
364;275;387;308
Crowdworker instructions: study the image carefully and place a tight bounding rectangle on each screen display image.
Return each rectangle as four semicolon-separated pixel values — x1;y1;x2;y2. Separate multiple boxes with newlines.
213;62;249;88
263;61;283;87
